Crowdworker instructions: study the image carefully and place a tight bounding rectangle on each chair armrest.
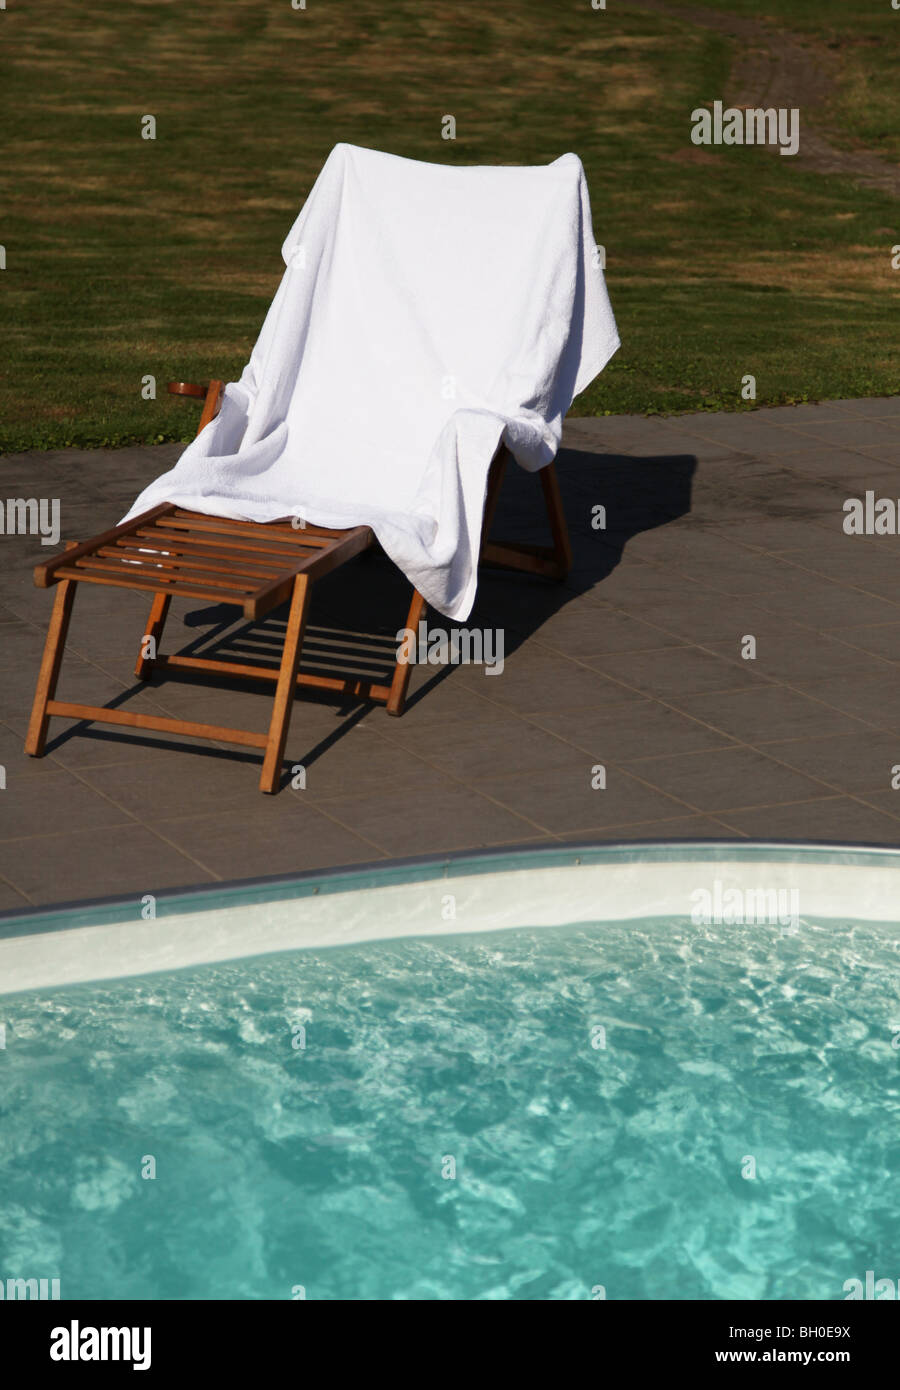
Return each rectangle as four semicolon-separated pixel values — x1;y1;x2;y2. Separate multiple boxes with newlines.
167;381;209;399
168;379;225;432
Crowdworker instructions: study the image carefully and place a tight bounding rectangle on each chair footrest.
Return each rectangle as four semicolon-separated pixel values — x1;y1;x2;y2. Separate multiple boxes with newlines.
34;505;374;621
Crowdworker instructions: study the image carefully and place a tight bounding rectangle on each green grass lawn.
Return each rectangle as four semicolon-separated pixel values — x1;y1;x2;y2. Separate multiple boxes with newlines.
1;0;898;452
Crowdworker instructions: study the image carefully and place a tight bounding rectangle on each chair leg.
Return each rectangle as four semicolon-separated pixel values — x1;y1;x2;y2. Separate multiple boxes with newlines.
134;593;171;679
386;587;427;716
540;461;572;578
479;452;572;581
479;448;507;557
25;578;77;757
259;574;311;794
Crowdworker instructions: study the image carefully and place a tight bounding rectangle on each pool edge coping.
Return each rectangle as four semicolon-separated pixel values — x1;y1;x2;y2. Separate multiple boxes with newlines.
2;836;898;943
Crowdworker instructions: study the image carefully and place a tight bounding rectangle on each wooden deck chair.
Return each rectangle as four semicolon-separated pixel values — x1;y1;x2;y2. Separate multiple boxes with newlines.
26;379;572;793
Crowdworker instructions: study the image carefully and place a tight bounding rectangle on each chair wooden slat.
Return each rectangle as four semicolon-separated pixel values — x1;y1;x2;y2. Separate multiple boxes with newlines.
105;542;280;581
33;503;176;587
134;528;304;563
171;509;349;540
167;514;335;547
71;556;257;594
50;565;251;608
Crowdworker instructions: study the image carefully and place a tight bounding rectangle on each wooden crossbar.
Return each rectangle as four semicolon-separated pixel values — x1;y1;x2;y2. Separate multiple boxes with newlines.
44;701;269;749
154;653;394;703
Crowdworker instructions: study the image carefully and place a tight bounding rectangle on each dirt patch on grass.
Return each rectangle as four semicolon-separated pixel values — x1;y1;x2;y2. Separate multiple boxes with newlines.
727;247;900;296
663;148;725;166
616;245;900;299
597;65;661;108
625;0;900;198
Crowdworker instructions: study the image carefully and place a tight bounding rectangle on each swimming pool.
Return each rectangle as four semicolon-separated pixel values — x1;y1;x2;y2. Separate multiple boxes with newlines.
1;843;898;1300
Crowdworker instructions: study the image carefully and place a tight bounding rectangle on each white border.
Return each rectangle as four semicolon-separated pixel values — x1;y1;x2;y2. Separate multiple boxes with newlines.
0;854;897;996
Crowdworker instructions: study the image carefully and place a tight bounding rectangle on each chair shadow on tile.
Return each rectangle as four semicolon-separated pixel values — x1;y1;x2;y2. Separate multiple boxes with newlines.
39;447;698;787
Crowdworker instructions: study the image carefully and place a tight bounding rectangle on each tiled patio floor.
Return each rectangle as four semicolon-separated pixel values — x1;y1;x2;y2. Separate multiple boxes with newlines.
1;397;898;908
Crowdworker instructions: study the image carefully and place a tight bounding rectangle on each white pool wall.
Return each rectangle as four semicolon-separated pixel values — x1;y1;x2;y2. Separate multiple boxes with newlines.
1;849;898;996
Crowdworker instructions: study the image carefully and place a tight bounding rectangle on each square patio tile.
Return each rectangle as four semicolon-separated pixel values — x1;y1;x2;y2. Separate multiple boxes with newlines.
529;605;684;658
702;517;836;555
584;646;772;700
821;398;900;417
766;448;894;481
671;416;819;453
704;630;893;685
654;555;815;598
828;623;900;664
754;578;900;628
606;594;803;645
555;813;742;843
669;685;870;745
452;647;648;715
0;768;136;842
854;444;900;463
715;796;900;847
75;747;283;819
375;715;587;784
789;674;900;733
476;764;695;835
148;802;384;878
618;745;831;813
780;419;900;448
314;782;541;855
0;877;33;911
1;822;213;905
530;698;737;761
745;403;860;424
751;731;900;796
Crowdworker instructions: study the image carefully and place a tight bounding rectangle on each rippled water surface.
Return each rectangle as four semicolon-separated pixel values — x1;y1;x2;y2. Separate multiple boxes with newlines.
2;915;899;1299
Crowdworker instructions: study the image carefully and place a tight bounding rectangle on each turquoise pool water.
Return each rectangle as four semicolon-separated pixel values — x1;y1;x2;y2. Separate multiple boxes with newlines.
2;912;899;1300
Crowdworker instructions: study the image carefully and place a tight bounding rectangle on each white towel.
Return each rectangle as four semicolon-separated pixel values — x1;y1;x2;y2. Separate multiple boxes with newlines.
122;143;619;620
